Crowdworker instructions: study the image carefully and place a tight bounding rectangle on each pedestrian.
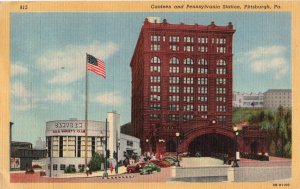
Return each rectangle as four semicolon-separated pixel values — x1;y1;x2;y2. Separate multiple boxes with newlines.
110;163;114;173
86;166;90;176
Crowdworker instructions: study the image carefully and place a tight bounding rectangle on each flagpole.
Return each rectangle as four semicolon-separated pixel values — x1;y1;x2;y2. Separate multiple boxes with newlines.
85;53;88;169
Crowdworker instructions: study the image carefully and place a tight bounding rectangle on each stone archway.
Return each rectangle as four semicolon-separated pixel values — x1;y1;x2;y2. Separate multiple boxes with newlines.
188;133;234;157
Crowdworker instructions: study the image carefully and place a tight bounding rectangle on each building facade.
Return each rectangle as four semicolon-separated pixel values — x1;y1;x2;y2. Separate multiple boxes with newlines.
233;91;264;108
131;18;237;155
11;141;47;170
264;89;291;109
45;112;140;177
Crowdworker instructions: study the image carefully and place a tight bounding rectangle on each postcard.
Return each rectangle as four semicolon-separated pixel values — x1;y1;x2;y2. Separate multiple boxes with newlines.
0;1;299;189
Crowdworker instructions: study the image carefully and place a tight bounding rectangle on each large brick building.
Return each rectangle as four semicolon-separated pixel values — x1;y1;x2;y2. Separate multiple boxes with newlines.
130;18;267;156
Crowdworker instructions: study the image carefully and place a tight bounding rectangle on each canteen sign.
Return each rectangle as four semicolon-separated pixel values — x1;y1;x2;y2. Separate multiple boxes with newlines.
46;120;87;136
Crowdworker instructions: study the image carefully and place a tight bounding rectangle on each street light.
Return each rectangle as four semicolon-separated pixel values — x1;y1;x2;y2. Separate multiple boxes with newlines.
175;132;180;167
232;126;239;167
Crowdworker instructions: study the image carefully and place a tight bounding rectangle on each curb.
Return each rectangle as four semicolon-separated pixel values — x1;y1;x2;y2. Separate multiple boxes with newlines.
102;175;135;179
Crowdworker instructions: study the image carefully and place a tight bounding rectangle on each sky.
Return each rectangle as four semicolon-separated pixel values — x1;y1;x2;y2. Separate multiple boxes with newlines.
10;12;291;144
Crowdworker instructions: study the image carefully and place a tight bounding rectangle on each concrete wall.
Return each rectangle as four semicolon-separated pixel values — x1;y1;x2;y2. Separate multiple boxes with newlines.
228;166;291;182
172;166;229;178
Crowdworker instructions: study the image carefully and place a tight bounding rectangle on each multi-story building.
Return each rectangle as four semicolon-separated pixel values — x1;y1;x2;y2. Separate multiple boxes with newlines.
264;89;291;109
131;18;239;155
233;91;264;108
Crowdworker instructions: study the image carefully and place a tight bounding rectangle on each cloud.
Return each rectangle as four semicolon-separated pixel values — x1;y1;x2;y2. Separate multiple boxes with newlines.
36;41;119;84
93;91;123;106
46;90;73;103
238;45;289;79
11;81;32;98
11;63;28;76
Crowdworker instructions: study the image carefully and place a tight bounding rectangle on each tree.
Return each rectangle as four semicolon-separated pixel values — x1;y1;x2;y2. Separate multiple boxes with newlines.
88;152;104;172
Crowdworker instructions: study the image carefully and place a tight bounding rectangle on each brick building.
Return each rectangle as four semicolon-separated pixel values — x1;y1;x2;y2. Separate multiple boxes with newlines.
130;18;267;156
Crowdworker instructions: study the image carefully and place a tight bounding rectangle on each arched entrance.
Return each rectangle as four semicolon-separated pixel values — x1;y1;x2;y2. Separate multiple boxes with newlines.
188;134;234;157
166;140;176;152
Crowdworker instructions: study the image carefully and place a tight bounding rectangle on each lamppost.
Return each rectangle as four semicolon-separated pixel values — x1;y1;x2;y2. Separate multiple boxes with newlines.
175;132;180;167
10;122;14;171
115;138;120;174
232;126;239;167
145;139;149;155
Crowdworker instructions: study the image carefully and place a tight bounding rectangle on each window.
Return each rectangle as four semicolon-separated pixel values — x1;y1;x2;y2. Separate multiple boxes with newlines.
217;59;226;66
198;105;208;112
184;96;194;102
184;77;194;84
151;35;160;42
169;77;180;84
217;106;226;112
198;58;208;65
201;115;208;119
169;36;179;42
150;76;161;83
184;67;194;74
183;114;194;121
150;94;160;101
150;103;161;110
216;88;226;94
184;105;194;111
77;136;81;157
151;44;160;51
184;58;194;65
59;136;63;158
198;87;208;94
150;66;161;72
170;45;179;51
53;164;58;171
169;57;179;64
169;86;180;93
198;68;208;74
169;104;179;111
216;97;226;102
198;46;208;52
184;36;194;43
216;68;226;74
198;37;208;44
60;164;66;170
127;141;133;147
198;96;208;102
198;78;208;85
169;66;179;73
216;78;226;85
217;47;226;53
150;85;160;92
184;86;194;94
217;115;226;121
151;56;161;64
217;37;226;44
78;164;85;170
169;95;179;102
184;45;194;52
150;114;160;118
169;114;179;121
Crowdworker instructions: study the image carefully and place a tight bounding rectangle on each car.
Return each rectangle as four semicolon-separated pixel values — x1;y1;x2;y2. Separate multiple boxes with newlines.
126;162;146;173
149;160;169;167
139;163;161;175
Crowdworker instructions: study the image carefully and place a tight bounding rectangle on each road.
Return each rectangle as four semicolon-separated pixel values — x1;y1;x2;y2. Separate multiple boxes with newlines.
11;167;172;183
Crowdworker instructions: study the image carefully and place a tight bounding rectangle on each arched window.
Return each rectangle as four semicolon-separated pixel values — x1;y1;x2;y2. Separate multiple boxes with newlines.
198;58;208;65
217;59;226;66
184;58;194;65
151;56;160;64
169;57;179;64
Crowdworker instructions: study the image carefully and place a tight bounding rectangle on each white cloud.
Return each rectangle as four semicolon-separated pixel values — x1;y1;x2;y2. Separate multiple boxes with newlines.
11;81;32;98
94;91;123;106
36;41;119;84
238;45;289;79
11;63;28;76
46;91;73;103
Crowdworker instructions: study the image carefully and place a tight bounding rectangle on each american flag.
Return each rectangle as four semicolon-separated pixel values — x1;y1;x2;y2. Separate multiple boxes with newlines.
86;54;106;78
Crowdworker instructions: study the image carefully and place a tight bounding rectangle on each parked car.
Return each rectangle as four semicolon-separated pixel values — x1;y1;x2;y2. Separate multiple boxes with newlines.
126;162;146;173
149;160;169;167
139;163;161;175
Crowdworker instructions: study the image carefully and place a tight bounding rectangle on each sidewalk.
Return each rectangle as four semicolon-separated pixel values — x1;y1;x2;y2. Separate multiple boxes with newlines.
55;166;127;178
